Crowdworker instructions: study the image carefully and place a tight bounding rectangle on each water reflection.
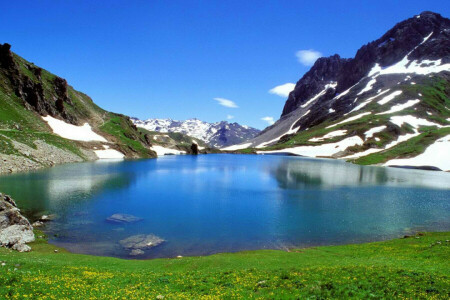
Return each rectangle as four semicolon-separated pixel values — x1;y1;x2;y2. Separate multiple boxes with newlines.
271;157;450;189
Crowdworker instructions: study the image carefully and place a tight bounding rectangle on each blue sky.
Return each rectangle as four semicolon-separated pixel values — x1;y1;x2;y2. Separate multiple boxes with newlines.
1;1;448;129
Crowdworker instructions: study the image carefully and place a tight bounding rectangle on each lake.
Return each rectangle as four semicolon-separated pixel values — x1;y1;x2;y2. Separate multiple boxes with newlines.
0;154;449;259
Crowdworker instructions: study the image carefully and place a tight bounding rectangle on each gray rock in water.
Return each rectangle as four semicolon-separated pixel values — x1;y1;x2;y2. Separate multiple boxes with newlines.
32;221;44;227
119;234;165;255
39;214;57;222
106;213;143;224
129;249;145;256
0;194;35;252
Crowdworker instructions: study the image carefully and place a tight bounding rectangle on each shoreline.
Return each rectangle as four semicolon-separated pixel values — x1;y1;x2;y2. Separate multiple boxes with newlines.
1;231;448;298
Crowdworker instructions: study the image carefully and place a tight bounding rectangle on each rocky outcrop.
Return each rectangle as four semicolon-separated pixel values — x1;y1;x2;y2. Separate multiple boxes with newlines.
0;43;76;124
0;193;35;252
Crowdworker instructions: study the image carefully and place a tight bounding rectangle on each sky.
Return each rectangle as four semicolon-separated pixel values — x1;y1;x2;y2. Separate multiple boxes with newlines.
1;1;448;129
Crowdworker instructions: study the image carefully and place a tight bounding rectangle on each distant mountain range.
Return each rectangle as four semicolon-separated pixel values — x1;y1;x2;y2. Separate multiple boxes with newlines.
131;118;260;148
233;11;450;171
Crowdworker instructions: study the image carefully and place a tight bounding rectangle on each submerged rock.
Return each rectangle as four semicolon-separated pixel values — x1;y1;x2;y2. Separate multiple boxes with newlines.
106;213;143;224
119;234;165;255
0;194;35;252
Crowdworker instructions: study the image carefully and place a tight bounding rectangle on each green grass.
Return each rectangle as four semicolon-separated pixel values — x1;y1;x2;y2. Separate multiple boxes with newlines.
100;114;155;157
0;232;448;299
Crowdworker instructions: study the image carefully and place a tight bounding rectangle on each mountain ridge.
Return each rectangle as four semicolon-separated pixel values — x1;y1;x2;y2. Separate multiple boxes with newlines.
233;11;450;171
131;117;260;148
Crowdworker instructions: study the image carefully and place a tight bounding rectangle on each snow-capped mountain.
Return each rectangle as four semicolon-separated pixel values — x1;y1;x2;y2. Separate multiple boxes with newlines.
232;11;450;171
131;118;260;148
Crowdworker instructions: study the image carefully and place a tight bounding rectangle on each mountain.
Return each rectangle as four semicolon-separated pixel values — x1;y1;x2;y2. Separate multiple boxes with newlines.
0;43;192;173
235;11;450;171
131;118;260;148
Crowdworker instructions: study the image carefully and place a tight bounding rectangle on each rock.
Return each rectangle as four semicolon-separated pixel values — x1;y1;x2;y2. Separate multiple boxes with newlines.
106;213;143;224
156;295;165;300
0;194;35;252
119;234;165;255
39;214;57;222
54;249;59;253
190;143;199;155
32;221;44;227
130;249;145;256
12;243;31;252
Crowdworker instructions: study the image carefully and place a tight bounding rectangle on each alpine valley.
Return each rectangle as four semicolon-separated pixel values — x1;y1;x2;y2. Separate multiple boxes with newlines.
231;11;450;171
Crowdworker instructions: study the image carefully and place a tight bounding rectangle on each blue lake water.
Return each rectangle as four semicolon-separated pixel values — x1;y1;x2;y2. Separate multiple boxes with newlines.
0;154;449;259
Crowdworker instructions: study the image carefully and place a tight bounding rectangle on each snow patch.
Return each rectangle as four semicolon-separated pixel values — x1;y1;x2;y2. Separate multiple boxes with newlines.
364;126;386;139
384;135;450;171
222;143;252;151
377;99;420;115
94;148;124;159
258;136;364;158
377;90;403;105
151;145;186;156
357;78;377;95
309;130;347;142
389;115;442;129
326;112;371;129
42;116;107;142
301;82;337;108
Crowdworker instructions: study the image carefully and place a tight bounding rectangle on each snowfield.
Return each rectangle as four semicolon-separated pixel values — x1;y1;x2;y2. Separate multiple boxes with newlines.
43;116;107;142
222;143;252;151
384;135;450;171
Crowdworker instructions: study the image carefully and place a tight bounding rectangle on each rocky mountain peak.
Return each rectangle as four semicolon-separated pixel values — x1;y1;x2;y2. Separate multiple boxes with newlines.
281;11;450;117
282;54;348;116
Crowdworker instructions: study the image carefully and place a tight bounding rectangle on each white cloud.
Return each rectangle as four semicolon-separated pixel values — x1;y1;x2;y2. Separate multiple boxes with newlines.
213;97;238;108
296;49;322;66
269;83;295;97
227;115;234;120
261;116;275;125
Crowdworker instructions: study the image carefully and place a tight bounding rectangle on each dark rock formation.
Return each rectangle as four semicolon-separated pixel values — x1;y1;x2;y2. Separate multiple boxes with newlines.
0;43;76;124
191;143;199;155
282;54;347;116
0;193;35;252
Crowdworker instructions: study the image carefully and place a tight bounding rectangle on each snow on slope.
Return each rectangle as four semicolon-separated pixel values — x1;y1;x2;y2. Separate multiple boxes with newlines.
384;135;450;171
258;136;364;157
151;145;186;156
43;116;107;142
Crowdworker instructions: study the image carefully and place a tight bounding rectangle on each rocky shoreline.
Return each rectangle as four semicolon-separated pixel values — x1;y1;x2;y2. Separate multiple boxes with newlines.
0;193;35;252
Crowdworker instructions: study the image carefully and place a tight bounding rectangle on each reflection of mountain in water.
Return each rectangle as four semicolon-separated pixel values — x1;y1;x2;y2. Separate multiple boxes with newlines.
272;158;450;190
0;161;136;218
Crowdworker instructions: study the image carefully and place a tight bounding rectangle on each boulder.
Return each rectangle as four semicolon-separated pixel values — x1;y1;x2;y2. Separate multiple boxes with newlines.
106;213;143;224
0;194;34;252
119;234;165;255
190;143;199;155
